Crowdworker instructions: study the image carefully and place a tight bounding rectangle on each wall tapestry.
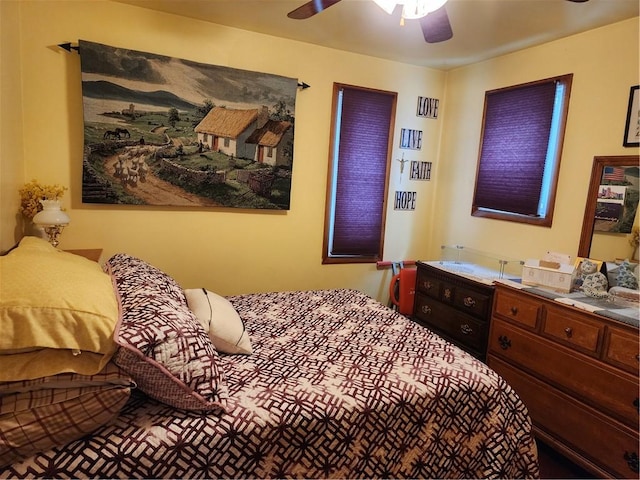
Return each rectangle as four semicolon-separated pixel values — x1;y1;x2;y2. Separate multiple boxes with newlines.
79;40;298;210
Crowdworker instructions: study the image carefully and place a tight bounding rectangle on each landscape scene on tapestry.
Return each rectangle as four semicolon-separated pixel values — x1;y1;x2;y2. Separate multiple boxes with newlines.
80;40;297;209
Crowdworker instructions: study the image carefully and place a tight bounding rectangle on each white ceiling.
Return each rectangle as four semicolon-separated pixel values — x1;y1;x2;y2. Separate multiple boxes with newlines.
113;0;639;70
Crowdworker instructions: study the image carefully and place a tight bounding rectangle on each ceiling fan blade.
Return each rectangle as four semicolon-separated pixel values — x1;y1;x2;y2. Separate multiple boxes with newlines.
287;0;342;19
420;5;453;44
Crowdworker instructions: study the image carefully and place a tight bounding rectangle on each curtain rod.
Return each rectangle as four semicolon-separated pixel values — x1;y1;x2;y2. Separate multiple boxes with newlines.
57;43;311;89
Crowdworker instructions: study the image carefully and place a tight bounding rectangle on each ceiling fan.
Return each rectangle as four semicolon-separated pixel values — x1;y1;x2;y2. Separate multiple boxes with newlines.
287;0;591;44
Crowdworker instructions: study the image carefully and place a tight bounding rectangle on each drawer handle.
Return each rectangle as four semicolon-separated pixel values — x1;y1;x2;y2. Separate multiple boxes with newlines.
509;306;518;316
564;327;573;338
463;297;476;308
423;281;433;291
421;305;432;315
498;335;512;350
460;324;473;335
623;452;639;473
443;288;452;300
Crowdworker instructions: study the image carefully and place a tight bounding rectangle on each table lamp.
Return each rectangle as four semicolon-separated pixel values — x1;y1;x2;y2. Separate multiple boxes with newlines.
32;199;70;247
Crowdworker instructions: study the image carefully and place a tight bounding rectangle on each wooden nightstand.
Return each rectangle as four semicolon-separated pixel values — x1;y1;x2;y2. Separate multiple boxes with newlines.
64;249;103;262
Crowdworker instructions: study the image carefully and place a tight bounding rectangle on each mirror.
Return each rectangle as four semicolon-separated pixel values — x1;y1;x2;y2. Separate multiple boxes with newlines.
578;155;640;260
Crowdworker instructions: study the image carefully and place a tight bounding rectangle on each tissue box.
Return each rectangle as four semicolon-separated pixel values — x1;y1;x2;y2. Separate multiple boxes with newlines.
521;259;575;293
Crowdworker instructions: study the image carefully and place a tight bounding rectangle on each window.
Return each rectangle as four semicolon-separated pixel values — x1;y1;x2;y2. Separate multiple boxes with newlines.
323;84;397;264
472;74;573;226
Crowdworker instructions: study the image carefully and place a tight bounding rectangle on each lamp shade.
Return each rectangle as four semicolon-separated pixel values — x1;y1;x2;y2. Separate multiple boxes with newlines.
372;0;396;14
32;199;70;226
372;0;448;19
401;0;448;18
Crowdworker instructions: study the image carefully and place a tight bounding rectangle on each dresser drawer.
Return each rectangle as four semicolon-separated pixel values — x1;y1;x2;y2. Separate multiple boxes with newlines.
489;318;639;427
415;270;441;299
414;293;487;352
543;304;604;356
605;326;640;375
453;285;491;320
489;356;639;479
439;281;456;305
493;288;540;329
414;292;440;321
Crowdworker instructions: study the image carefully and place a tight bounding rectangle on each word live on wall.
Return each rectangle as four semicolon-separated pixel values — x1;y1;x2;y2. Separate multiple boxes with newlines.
394;95;438;211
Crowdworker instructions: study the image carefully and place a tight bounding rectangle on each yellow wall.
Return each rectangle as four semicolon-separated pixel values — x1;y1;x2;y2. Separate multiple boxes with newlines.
1;0;445;301
436;18;640;262
1;1;638;301
0;0;25;248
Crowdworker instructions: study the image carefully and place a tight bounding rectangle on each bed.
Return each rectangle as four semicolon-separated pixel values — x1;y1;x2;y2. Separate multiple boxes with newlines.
0;238;539;478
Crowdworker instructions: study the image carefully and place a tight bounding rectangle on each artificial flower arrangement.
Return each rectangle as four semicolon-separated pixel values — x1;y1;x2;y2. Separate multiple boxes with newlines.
19;180;67;221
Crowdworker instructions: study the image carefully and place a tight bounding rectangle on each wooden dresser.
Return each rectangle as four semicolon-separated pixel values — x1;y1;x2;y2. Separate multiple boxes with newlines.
487;282;639;478
413;261;495;360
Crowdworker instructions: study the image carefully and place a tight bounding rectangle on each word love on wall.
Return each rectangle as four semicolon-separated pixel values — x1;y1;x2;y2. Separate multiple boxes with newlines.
416;96;439;119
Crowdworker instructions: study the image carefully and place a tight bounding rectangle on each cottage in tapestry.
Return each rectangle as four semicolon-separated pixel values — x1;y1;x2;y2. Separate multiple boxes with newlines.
195;106;293;167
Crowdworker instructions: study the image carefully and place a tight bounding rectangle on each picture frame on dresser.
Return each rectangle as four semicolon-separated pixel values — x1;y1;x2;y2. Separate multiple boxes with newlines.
573;257;603;273
623;85;639;147
572;257;604;290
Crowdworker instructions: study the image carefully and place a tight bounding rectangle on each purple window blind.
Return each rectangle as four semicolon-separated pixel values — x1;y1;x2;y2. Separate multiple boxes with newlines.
474;81;557;216
331;87;394;257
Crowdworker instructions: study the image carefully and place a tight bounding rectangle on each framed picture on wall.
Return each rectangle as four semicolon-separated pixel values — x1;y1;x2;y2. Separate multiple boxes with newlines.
623;85;639;147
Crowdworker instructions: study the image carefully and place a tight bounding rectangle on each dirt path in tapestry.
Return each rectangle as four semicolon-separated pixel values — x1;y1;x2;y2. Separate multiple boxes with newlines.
103;132;219;207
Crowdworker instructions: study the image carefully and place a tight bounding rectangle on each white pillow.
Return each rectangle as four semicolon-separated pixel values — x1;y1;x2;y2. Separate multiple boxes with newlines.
184;289;253;355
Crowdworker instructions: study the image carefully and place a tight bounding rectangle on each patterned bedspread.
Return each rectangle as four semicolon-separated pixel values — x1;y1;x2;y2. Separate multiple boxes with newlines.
2;289;539;478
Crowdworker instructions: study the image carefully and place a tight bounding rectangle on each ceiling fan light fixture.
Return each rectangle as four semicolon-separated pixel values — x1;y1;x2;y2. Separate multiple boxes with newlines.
372;0;448;19
401;0;448;19
371;0;397;15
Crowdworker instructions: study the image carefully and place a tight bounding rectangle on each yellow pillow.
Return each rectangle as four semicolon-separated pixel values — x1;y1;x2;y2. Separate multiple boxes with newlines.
0;237;118;381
